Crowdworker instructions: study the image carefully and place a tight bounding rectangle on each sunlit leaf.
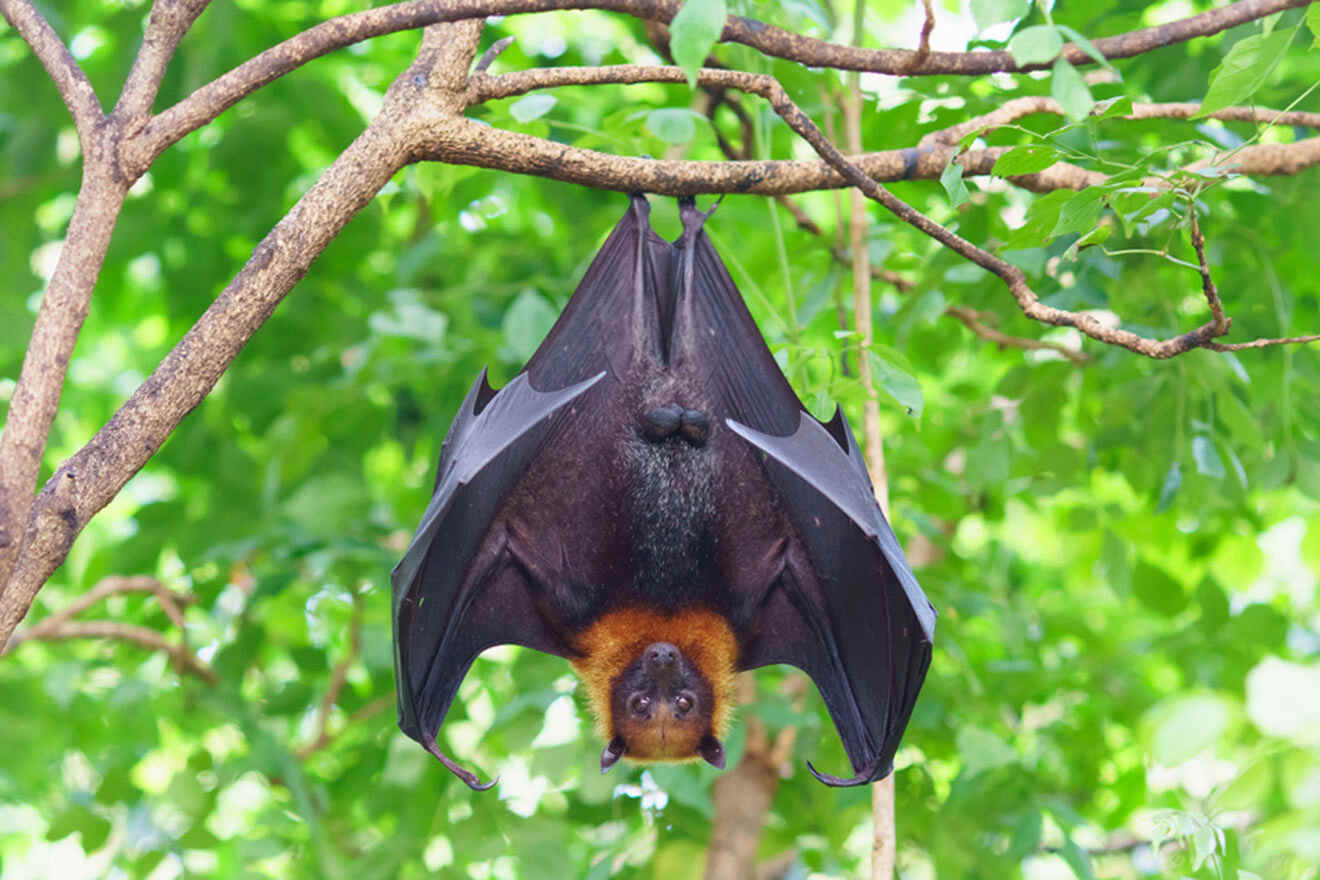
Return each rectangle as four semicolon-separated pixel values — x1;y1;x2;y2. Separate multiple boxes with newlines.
1051;58;1094;120
940;159;970;207
971;0;1028;33
1199;28;1296;117
1009;25;1063;65
993;145;1062;177
670;0;727;88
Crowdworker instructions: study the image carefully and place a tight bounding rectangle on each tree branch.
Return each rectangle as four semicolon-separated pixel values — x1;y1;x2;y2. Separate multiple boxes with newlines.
0;20;485;650
945;307;1090;363
125;0;1308;171
5;575;213;683
113;0;212;122
921;97;1320;147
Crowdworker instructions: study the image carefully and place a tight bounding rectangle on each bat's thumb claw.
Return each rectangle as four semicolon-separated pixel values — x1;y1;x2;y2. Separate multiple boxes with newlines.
805;758;885;788
424;736;497;791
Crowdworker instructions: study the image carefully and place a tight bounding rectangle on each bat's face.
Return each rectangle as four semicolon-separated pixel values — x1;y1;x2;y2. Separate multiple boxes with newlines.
569;606;738;774
600;641;725;770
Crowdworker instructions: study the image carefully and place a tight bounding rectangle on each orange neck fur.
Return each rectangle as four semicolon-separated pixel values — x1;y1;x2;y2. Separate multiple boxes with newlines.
571;606;738;749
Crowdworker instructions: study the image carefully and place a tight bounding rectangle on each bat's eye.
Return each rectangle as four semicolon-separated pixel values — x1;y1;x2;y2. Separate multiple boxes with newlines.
673;693;694;716
628;694;652;717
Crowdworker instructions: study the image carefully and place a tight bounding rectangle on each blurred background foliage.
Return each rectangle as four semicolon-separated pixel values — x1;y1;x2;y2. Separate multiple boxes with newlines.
1;0;1319;877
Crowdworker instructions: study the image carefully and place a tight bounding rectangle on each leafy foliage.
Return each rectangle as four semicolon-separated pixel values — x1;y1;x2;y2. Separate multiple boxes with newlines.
1;1;1319;878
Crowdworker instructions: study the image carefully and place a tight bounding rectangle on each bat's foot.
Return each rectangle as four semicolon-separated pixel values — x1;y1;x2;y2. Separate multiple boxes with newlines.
642;404;710;446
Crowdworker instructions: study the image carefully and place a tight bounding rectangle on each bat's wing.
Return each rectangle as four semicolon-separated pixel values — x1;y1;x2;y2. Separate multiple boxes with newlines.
391;369;601;788
728;413;936;785
523;193;674;389
392;196;670;788
667;198;935;785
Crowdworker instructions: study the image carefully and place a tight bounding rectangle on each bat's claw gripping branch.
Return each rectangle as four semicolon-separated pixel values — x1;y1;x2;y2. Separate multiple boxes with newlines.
424;736;497;791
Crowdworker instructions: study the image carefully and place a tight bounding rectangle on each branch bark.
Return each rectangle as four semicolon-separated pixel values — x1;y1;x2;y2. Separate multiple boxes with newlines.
0;19;484;649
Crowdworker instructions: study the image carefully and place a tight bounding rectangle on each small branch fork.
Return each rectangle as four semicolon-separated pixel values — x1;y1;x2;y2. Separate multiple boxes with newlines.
4;575;215;682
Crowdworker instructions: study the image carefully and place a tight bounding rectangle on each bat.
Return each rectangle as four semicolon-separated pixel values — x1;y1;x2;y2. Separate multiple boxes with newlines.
391;195;935;790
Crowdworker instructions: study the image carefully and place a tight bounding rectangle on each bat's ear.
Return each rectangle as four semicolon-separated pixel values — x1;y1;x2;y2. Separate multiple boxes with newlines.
698;734;726;770
601;736;627;773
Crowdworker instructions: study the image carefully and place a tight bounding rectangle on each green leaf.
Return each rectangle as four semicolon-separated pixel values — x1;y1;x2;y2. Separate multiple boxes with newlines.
1009;25;1063;65
1133;560;1187;616
1098;96;1134;119
1058;835;1097;880
645;107;697;144
972;0;1028;33
670;0;727;88
1192;435;1226;479
1051;58;1094;120
1215;760;1274;811
1007;189;1073;247
940;159;970;207
1051;187;1104;239
1309;4;1320;47
509;94;556;123
1199;28;1296;117
867;351;924;417
1056;24;1114;72
993;145;1062;177
1143;694;1235;764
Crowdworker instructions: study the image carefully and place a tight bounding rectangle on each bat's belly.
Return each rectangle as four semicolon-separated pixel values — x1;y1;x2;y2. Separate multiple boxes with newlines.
622;411;722;611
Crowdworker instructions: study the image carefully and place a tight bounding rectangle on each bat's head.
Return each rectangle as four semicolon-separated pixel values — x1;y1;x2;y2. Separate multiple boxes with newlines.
571;607;737;773
602;641;724;770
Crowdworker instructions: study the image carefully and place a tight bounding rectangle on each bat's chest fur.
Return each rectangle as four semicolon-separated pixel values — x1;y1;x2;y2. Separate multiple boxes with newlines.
622;410;720;609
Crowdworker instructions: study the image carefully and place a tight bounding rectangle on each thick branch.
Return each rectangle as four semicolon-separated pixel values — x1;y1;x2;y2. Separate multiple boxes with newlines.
128;0;1305;170
0;163;130;606
0;20;484;650
711;0;1309;75
468;66;1320;191
0;0;104;139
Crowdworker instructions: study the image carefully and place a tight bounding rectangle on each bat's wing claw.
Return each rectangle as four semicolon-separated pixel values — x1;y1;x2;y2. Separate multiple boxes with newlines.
424;736;498;791
805;757;888;788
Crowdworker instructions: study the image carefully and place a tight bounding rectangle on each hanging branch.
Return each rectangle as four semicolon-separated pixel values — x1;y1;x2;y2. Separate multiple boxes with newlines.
5;575;213;683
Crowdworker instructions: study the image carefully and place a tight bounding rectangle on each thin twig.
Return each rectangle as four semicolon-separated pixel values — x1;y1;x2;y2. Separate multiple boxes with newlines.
907;0;935;72
1189;213;1228;334
921;97;1320;148
945;306;1090;363
10;620;216;683
474;35;515;72
6;575;213;683
296;601;365;759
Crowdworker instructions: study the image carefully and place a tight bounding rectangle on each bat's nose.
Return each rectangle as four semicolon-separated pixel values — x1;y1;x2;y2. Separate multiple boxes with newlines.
644;642;679;669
